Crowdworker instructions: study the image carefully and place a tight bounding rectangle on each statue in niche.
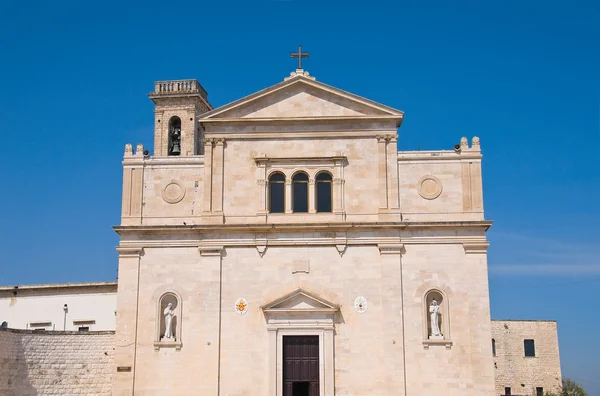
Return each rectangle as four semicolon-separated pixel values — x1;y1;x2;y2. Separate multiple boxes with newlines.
162;303;175;341
429;299;442;338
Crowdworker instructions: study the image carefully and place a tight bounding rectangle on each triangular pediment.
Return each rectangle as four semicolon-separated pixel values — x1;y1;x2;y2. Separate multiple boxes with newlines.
262;288;339;313
199;75;404;123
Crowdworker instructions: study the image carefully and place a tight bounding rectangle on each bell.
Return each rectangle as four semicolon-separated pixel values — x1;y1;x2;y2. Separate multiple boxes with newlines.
171;141;181;155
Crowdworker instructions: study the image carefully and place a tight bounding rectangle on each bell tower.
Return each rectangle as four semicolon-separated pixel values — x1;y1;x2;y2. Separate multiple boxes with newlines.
149;80;212;156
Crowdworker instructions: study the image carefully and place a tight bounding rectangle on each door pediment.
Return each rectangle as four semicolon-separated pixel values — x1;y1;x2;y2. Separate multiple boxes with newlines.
199;75;404;124
262;288;339;315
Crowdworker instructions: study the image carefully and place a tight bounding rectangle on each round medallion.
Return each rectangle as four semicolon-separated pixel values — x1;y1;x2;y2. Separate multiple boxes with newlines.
354;296;368;314
235;298;248;315
161;180;186;204
417;175;443;200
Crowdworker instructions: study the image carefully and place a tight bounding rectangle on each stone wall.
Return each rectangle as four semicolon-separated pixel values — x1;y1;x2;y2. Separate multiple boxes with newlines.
492;320;562;396
0;328;114;396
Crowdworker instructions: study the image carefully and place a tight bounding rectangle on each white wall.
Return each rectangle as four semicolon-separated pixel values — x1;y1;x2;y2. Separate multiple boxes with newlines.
0;286;117;331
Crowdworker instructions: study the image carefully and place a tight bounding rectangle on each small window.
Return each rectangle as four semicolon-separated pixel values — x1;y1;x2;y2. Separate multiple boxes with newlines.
316;172;332;213
504;387;511;396
536;387;544;396
524;339;535;357
292;172;309;213
492;338;496;356
29;321;52;330
78;326;90;332
269;173;285;213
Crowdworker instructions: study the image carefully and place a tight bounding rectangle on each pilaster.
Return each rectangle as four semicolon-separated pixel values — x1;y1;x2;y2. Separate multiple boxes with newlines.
121;144;144;226
377;135;388;209
198;245;224;396
203;138;214;213
112;246;144;396
212;138;225;213
377;242;406;395
386;134;399;208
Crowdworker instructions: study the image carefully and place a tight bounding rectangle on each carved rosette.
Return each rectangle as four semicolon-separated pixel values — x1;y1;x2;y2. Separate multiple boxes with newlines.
417;175;443;200
162;180;186;204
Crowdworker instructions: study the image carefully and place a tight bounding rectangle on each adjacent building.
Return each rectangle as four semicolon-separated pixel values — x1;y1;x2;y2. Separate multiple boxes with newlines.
492;320;562;396
0;282;117;331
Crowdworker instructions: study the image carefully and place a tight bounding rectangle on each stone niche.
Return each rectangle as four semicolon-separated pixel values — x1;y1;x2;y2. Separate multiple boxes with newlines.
154;291;182;350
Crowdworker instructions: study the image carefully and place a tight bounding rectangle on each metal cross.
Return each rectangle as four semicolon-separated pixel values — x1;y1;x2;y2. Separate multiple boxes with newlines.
290;45;310;69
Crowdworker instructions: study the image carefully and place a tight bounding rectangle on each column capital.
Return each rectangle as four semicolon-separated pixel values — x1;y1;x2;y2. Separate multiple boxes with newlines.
198;245;224;257
116;246;144;258
462;242;489;254
377;243;405;255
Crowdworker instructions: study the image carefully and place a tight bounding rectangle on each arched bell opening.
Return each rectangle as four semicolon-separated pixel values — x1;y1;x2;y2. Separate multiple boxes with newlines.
168;116;182;156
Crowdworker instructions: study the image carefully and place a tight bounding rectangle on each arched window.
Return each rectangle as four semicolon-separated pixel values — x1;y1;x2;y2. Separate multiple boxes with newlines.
269;173;285;213
492;338;496;356
168;116;182;156
155;291;182;345
316;172;332;213
292;172;309;213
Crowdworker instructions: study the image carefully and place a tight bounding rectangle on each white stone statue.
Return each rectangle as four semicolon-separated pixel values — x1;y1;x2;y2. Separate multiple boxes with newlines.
429;299;442;337
162;303;175;341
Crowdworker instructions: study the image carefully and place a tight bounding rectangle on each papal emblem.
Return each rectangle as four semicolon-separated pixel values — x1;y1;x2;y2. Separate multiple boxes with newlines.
235;298;248;315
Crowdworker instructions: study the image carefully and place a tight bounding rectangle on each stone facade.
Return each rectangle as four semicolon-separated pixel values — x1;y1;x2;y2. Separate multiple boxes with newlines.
0;328;114;395
112;70;498;396
492;320;562;396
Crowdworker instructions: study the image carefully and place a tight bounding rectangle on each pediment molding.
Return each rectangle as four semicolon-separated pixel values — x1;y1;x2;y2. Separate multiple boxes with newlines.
261;288;339;315
199;76;404;124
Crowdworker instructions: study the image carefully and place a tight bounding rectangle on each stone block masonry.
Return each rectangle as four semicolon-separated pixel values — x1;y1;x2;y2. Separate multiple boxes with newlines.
0;328;114;396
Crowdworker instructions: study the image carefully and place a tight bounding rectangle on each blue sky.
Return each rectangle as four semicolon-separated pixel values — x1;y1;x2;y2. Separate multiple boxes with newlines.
1;0;598;393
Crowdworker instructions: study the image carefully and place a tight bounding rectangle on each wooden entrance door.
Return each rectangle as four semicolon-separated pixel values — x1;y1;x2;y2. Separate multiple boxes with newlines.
283;336;319;396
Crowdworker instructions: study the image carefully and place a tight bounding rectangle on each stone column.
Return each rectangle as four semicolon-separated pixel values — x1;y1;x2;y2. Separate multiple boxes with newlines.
212;138;225;213
308;178;316;213
203;138;214;213
377;135;388;209
112;246;144;396
285;180;293;213
378;243;406;395
386;134;399;209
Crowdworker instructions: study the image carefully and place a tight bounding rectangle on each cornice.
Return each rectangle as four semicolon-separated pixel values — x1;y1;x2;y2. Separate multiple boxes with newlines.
201;115;403;124
123;156;205;167
114;220;493;235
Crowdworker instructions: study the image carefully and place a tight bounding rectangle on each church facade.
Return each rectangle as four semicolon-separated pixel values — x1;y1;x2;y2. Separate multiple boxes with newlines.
113;67;495;395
